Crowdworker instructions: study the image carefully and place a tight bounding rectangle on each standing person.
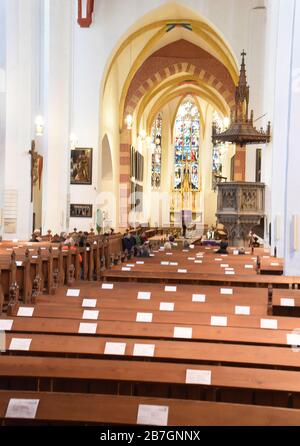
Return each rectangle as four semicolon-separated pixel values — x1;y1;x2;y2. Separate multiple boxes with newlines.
182;211;187;238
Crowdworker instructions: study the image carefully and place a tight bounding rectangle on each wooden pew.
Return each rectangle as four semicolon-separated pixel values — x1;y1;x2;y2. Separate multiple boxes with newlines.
1;390;300;425
1;314;297;347
1;356;300;407
272;289;300;317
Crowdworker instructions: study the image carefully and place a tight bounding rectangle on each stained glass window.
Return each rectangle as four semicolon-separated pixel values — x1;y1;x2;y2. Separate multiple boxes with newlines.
174;96;200;191
151;113;162;190
212;112;227;190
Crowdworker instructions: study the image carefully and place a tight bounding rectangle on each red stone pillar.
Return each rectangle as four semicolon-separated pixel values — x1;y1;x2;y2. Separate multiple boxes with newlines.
119;129;132;229
234;144;246;181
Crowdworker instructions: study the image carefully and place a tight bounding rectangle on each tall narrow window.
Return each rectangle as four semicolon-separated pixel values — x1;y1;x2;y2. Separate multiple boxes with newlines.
174;96;200;191
151;113;162;190
255;148;262;182
212;112;229;190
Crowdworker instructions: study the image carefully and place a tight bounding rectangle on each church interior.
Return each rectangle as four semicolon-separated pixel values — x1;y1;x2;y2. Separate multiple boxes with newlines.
0;0;300;429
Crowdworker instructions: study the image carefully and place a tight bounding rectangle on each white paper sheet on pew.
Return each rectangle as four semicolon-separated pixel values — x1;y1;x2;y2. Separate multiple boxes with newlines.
225;271;235;275
172;242;178;246
173;327;192;339
165;286;177;292
159;302;174;312
233;250;239;255
220;264;229;268
185;369;212;385
137;291;151;300
189;245;195;249
153;250;159;253
287;333;300;346
40;247;46;250
192;294;206;302
245;251;250;254
136;312;153;323
170;262;178;266
161;261;169;266
137;404;169;426
122;267;131;271
16;261;23;267
149;254;155;257
52;247;58;250
6;398;39;419
182;250;189;252
104;342;126;355
178;269;187;273
78;322;97;334
262;256;270;258
244;264;254;269
211;316;228;326
214;258;222;261
220;288;233;295
271;262;280;266
260;319;278;329
126;264;135;267
102;283;113;289
235;306;250;315
225;267;234;271
66;289;80;297
133;343;155;357
82;299;97;308
188;257;195;261
194;260;202;264
280;298;295;307
32;255;38;259
9;338;32;351
136;261;144;265
82;310;99;320
165;252;173;256
159;247;165;251
0;320;13;331
17;307;34;317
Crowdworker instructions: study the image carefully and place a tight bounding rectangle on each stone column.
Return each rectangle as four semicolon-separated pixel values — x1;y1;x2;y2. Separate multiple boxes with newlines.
1;0;40;239
265;0;300;274
41;0;72;235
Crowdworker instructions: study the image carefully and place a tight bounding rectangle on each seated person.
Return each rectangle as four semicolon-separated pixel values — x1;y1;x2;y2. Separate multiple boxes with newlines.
164;241;172;251
138;242;150;257
215;240;228;254
238;247;246;255
252;236;260;248
183;239;190;249
168;233;175;243
29;229;42;242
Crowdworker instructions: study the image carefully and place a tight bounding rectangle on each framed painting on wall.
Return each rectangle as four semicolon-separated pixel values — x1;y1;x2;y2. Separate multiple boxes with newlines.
70;148;93;185
70;204;93;218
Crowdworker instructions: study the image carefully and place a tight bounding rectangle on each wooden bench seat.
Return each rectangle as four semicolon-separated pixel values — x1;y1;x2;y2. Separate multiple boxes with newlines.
9;302;300;331
2;333;300;369
272;289;300;317
1;356;300;407
1;390;300;425
1;314;296;347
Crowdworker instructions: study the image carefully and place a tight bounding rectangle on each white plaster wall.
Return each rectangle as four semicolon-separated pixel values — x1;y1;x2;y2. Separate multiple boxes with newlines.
3;0;41;239
0;0;6;221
